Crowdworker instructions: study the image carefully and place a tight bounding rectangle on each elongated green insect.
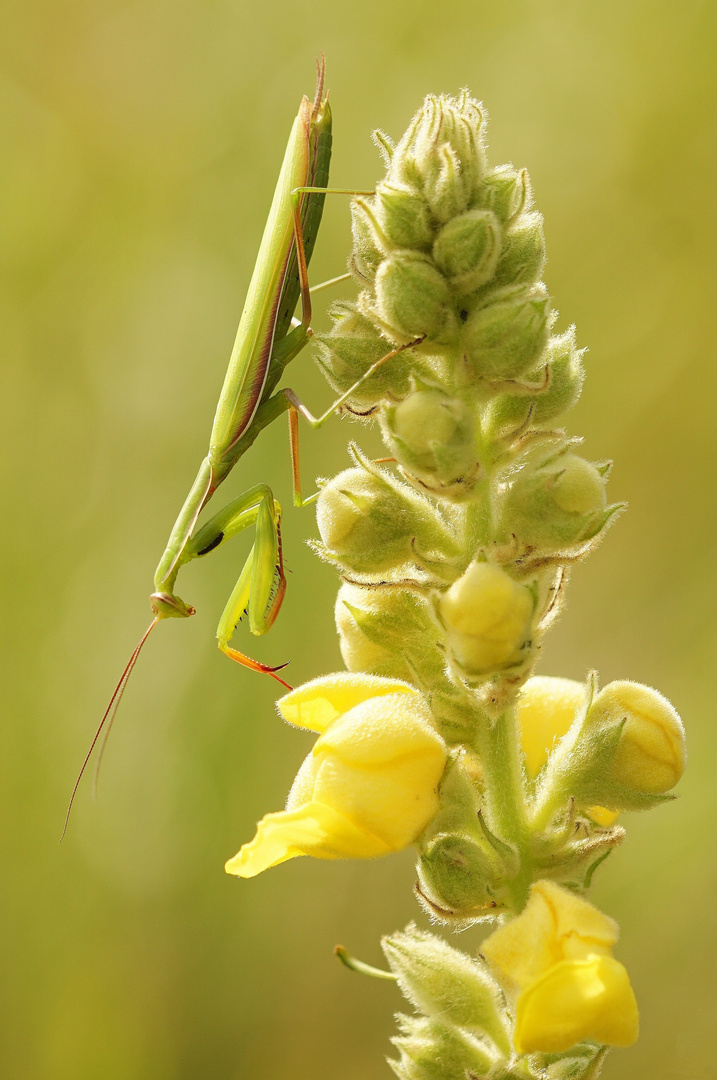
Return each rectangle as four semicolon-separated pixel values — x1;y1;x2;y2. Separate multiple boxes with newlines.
63;62;421;836
61;64;331;830
149;65;334;677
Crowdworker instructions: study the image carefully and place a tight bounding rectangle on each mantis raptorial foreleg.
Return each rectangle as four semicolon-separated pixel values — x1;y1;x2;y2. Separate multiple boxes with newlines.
179;485;291;687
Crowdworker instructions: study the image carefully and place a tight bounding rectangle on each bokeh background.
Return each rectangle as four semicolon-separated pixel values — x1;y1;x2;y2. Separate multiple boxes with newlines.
2;2;715;1077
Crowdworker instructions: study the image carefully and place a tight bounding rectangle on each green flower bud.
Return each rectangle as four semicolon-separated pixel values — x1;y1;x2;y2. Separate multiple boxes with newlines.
390;1016;496;1080
484;329;585;439
381;389;479;495
316;467;415;574
382;926;508;1048
422;143;471;224
491;212;546;290
373;250;456;344
479;165;530;224
502;449;609;552
350;197;387;284
436;561;534;677
316;301;412;405
462;283;550;380
334;582;443;684
417;834;507;920
391;93;486;221
376;181;434;251
316;460;454;576
432;210;502;296
544;1050;607;1080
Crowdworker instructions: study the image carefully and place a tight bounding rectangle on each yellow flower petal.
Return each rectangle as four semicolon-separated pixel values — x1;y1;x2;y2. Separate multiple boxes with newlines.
228;680;446;878
316;693;444;765
307;695;445;850
595;681;686;794
481;881;618;993
588;805;619;828
285;750;319;811
514;955;639;1054
517;676;586;777
539;881;618;957
277;672;418;733
225;802;392;878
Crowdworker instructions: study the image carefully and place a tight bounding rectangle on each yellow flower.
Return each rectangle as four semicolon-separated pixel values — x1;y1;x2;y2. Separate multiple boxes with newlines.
481;880;639;1054
437;561;533;676
588;680;685;795
225;673;446;878
517;676;618;826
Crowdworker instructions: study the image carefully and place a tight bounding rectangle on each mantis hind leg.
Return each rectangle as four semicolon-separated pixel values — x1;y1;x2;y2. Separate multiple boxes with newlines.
184;486;290;688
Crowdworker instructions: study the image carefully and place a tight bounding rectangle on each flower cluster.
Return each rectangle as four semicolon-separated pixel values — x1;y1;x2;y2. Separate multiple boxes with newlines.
230;90;686;1079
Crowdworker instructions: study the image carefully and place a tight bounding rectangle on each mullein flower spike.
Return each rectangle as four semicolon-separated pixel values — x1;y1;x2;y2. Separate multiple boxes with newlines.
225;674;446;877
235;87;685;1080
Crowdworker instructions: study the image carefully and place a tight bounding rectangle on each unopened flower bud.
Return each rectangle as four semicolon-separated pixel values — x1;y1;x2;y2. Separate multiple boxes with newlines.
316;463;453;576
373;250;456;344
417;834;506;919
317;467;414;573
432;209;502;296
335;584;402;675
382;925;508;1048
518;676;618;827
502;449;609;551
391;1015;495;1080
376;181;434;251
492;212;546;290
536;678;685;814
424;144;471;223
485;328;585;438
586;681;686;796
391;93;486;221
381;390;478;493
350;197;387;284
463;283;550;380
317;301;412;406
335;582;443;684
436;561;534;676
479;165;530;224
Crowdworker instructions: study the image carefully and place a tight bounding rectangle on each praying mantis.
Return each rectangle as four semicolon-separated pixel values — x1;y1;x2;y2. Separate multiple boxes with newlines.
63;60;419;833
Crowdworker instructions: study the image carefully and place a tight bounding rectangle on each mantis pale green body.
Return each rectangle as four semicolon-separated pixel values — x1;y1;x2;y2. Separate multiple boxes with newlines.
63;63;422;835
61;65;332;836
150;67;333;678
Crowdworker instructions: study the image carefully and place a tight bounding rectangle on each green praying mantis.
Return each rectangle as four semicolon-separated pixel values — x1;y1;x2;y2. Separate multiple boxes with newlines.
63;60;420;834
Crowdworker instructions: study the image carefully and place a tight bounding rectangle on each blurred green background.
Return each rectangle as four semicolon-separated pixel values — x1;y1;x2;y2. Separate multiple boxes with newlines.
2;1;715;1077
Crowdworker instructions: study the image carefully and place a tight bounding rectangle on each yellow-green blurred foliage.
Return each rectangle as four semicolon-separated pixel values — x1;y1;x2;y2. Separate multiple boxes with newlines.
2;2;715;1077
